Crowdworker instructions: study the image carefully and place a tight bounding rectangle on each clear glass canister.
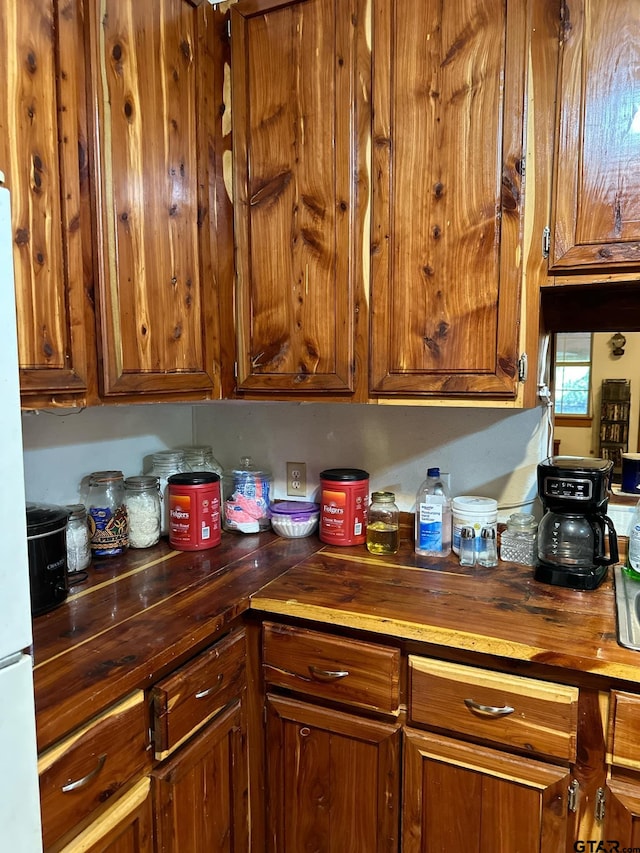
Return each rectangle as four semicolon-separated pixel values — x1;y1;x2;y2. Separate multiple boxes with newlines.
65;503;91;573
86;470;128;557
124;476;161;549
500;512;538;566
178;445;223;477
366;491;399;555
147;450;189;535
223;456;272;533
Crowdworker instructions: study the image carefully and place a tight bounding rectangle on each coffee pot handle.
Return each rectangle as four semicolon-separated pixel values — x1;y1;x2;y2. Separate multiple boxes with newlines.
591;515;619;566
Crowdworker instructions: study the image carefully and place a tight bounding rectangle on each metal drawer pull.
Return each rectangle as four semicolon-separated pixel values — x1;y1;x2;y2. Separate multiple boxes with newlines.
308;665;349;682
464;698;515;717
195;673;224;699
61;753;107;792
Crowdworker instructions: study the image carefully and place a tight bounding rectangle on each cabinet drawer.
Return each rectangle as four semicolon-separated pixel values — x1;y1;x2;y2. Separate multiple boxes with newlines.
263;622;400;713
150;628;246;758
409;656;579;761
609;690;640;770
38;691;150;850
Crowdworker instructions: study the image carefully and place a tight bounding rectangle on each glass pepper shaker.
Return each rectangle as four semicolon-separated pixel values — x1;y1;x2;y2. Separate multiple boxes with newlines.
366;491;400;555
86;470;128;558
477;525;498;567
459;526;476;566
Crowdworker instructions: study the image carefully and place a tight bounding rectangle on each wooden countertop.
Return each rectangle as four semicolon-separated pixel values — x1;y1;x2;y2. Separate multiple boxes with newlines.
31;531;321;752
32;522;640;753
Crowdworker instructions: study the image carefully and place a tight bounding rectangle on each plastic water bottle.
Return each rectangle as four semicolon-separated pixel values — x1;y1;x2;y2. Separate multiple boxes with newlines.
625;498;640;579
415;468;452;557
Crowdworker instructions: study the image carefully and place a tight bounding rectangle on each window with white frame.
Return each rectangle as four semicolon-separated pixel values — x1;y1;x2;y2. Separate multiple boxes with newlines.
554;332;593;416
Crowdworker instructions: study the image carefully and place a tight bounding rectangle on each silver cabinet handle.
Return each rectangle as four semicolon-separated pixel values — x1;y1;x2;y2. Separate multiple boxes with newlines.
61;753;107;792
308;665;349;682
464;698;515;717
195;673;224;699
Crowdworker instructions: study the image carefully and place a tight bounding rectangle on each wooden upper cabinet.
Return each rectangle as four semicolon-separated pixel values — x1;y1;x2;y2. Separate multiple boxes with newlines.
370;0;530;398
84;0;222;397
1;0;91;405
551;0;640;274
230;0;369;396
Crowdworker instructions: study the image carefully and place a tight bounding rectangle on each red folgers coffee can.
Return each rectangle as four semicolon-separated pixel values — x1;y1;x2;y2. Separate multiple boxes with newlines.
167;472;221;551
319;468;369;546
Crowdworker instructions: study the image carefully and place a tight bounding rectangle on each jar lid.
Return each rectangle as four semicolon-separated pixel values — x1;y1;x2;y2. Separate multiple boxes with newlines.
124;475;159;490
89;470;124;484
320;468;369;481
371;491;396;502
168;471;220;485
65;503;87;521
26;503;69;537
269;501;319;519
226;456;271;479
507;512;537;530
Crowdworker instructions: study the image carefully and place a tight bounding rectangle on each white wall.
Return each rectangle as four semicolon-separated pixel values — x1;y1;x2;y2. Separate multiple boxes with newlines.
20;400;550;521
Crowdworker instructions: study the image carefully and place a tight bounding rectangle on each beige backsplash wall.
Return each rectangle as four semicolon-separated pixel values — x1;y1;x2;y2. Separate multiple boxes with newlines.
21;401;549;521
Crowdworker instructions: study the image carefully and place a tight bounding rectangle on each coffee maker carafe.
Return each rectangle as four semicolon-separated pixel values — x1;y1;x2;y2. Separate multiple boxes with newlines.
535;456;619;590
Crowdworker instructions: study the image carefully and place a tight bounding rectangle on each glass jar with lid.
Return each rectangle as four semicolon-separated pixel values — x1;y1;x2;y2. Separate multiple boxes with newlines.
124;476;161;549
65;503;91;573
366;491;399;555
500;512;538;566
222;456;272;533
178;445;223;477
86;470;128;557
147;450;189;535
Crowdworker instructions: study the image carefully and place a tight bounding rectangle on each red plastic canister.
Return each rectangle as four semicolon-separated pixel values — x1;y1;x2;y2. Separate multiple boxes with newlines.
319;468;369;546
167;472;221;551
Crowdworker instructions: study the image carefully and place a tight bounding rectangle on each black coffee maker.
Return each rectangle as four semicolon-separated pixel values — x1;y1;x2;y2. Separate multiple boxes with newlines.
535;456;619;590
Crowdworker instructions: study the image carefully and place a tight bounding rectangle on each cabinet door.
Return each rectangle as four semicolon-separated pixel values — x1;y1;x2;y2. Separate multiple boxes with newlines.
370;0;528;398
604;779;640;848
551;0;640;273
0;0;91;405
403;728;572;853
57;779;153;853
152;699;249;853
266;694;400;853
230;0;369;397
84;0;222;398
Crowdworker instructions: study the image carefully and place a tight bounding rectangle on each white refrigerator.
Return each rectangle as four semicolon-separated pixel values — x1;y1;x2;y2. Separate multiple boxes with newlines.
0;173;44;850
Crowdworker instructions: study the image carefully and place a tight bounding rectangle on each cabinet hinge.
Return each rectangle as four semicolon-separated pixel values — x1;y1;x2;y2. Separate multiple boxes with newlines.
567;779;579;813
227;17;231;39
518;353;528;383
595;787;606;822
542;226;551;259
233;361;238;379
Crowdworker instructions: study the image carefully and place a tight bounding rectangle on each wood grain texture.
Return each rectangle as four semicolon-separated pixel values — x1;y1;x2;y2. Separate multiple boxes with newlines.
231;0;370;396
0;0;91;400
551;0;640;272
85;0;219;395
370;0;529;397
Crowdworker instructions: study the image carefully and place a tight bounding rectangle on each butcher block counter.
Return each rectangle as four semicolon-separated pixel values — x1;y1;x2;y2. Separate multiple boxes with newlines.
32;520;640;852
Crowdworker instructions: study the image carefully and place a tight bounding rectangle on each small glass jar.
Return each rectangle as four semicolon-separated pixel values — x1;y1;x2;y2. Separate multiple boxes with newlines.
124;476;161;549
86;470;128;557
366;491;399;555
500;512;538;566
147;450;189;535
65;503;91;573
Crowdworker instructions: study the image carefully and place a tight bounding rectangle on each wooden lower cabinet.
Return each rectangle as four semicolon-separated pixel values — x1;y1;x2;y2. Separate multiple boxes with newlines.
265;694;401;852
151;699;249;852
57;779;153;853
402;728;572;853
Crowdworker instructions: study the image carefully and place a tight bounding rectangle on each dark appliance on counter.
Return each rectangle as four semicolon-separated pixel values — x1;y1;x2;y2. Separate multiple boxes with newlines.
26;503;69;615
535;456;619;591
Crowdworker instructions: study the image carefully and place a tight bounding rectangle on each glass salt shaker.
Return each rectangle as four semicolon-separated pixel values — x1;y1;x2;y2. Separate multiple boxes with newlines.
124;476;161;549
65;503;91;573
86;470;128;558
459;526;476;566
477;525;498;567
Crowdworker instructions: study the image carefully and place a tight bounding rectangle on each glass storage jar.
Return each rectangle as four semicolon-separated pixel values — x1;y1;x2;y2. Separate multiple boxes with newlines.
86;470;128;557
65;503;91;573
178;445;223;477
124;475;161;549
366;491;399;555
500;512;538;566
147;450;189;535
223;456;272;533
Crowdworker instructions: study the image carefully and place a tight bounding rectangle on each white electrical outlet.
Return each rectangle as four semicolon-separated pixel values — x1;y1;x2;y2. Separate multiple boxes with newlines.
286;462;307;497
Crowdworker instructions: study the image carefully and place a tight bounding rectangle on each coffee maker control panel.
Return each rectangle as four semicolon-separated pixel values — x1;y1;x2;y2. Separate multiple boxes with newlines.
543;476;593;501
